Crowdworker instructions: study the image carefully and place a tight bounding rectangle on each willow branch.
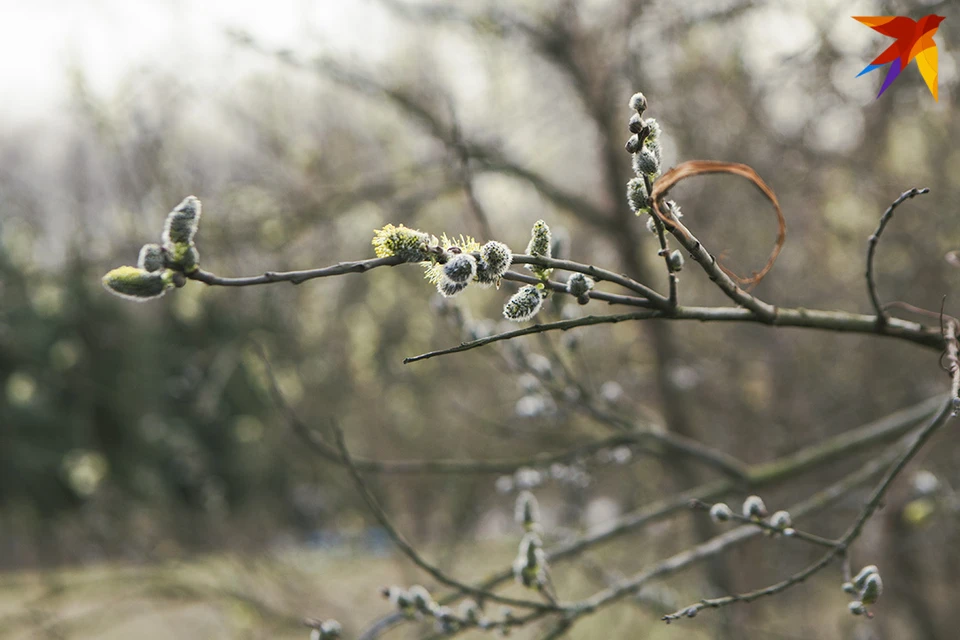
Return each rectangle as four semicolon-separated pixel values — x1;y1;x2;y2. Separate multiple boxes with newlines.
357;396;942;638
663;397;955;621
331;425;560;612
404;305;943;363
865;187;930;326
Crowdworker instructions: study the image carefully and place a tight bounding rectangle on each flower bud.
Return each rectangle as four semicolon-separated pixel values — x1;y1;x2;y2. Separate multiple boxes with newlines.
633;147;660;177
515;491;541;531
625;134;642;154
372;223;432;261
853;565;878;591
709;503;733;523
646;215;659;235
437;278;468;298
860;573;882;605
408;585;433;612
645;118;662;142
627;177;650;215
628;92;647;114
842;582;856;594
667;250;684;272
848;601;866;616
742;495;768;520
525;220;552;279
476;241;513;287
137;243;165;272
513;532;546;589
628;112;644;134
769;510;792;530
503;285;544;322
320;620;342;638
566;273;595;298
442;252;477;284
162;196;202;246
102;266;172;301
168;242;200;273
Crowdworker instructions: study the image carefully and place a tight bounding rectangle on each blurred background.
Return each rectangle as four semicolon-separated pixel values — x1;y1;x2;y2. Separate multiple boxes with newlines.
1;0;958;638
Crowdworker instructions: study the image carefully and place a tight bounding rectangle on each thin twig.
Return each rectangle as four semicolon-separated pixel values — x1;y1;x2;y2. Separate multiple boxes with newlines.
649;160;784;321
403;305;943;363
943;316;960;414
644;172;678;308
687;499;841;550
663;398;954;621
331;424;561;612
865;187;930;327
357;396;943;638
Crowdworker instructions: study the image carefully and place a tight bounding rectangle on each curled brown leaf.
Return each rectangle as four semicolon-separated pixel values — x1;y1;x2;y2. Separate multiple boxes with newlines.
650;160;786;288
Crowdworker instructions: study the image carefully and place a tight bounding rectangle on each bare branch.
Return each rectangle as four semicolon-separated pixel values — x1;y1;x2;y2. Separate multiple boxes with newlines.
404;305;943;363
865;187;930;326
664;398;954;622
331;424;562;612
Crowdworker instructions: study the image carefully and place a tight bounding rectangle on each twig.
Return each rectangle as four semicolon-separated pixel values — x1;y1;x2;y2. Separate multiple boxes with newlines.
650;160;784;321
663;397;954;621
355;395;943;638
687;499;840;550
943;316;960;414
644;172;678;308
865;187;930;327
568;428;908;624
501;270;655;309
189;256;405;286
331;424;561;612
403;305;943;363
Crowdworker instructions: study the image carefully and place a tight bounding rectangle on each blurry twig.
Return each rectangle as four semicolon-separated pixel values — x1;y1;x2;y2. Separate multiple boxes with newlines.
359;396;944;637
865;187;930;327
663;398;955;622
331;423;562;612
258;345;702;475
403;305;943;363
687;499;840;549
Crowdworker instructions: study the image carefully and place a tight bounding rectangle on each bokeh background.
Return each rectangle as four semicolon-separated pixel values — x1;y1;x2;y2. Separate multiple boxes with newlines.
2;0;959;638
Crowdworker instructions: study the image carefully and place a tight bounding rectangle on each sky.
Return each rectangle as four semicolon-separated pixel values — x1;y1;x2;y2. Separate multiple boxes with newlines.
0;0;393;126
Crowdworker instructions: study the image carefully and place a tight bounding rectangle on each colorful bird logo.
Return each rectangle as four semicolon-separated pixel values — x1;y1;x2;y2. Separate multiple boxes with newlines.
853;15;945;101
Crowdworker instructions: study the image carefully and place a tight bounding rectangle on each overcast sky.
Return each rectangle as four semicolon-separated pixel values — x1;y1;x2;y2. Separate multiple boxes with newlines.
0;0;394;126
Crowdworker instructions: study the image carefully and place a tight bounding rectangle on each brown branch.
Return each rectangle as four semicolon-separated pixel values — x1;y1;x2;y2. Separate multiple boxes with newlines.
358;396;943;638
650;160;784;321
663;397;955;621
865;187;930;327
331;424;562;612
403;305;943;363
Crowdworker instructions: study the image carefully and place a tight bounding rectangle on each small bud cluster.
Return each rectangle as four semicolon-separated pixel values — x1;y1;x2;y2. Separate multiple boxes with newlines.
381;585;510;635
415;232;516;301
845;565;882;617
624;92;684;243
707;496;796;537
102;196;205;301
566;272;595;304
525;220;553;280
308;619;342;640
372;223;432;262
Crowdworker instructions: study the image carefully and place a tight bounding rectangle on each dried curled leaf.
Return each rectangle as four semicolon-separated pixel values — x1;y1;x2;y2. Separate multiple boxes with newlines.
650;160;786;288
